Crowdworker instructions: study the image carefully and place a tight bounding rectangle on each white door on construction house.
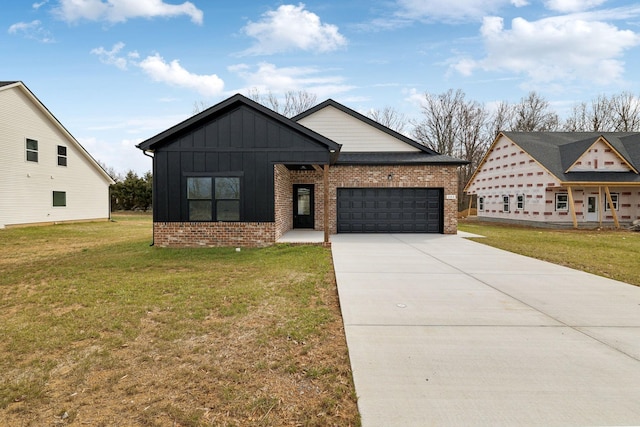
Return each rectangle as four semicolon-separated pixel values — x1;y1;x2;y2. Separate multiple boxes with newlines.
586;195;599;222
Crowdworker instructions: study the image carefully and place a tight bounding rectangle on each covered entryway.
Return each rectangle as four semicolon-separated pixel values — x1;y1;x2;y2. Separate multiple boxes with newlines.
337;187;443;233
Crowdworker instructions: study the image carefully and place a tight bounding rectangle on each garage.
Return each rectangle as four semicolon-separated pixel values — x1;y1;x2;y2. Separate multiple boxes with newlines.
337;188;443;233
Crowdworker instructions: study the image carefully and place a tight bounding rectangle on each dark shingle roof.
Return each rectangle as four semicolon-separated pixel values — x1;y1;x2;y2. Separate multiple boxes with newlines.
0;81;19;88
336;152;468;165
502;131;640;183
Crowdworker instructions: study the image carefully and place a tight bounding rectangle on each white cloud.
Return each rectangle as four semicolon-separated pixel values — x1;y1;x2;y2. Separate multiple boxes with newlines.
54;0;203;24
241;3;347;55
90;42;132;69
91;43;224;97
544;0;606;13
138;54;224;97
452;15;640;86
228;62;354;99
8;20;54;42
394;0;524;23
33;1;49;10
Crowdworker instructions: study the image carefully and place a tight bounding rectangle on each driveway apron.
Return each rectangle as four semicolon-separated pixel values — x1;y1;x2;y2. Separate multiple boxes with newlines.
331;233;640;427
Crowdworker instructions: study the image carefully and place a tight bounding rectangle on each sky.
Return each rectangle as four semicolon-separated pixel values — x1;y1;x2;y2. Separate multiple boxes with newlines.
2;0;640;176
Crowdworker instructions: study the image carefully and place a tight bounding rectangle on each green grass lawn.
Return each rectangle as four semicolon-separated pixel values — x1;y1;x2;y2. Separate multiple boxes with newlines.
0;214;360;426
458;220;640;287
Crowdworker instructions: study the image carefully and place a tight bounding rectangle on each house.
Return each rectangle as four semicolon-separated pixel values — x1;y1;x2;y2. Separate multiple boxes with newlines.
464;132;640;228
136;94;466;247
0;81;114;229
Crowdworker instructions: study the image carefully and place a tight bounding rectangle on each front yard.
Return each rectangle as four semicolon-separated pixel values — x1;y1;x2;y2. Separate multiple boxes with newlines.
459;220;640;287
0;214;359;426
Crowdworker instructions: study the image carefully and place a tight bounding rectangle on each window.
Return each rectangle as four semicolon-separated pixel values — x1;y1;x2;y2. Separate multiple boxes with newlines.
555;193;568;211
26;138;38;162
516;194;524;210
604;193;619;211
478;197;484;212
57;145;67;166
503;195;510;212
187;177;212;221
187;176;241;221
53;191;66;207
215;177;240;221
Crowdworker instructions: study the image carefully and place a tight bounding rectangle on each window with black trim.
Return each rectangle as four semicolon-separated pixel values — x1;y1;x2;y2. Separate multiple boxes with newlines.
187;176;241;221
516;194;524;210
26;138;38;162
215;177;240;221
604;193;619;211
555;193;568;211
57;145;67;166
53;191;66;207
187;177;212;221
503;195;510;212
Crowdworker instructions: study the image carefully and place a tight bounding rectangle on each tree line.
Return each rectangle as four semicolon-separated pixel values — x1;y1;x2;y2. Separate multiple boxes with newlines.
393;90;640;209
101;166;152;212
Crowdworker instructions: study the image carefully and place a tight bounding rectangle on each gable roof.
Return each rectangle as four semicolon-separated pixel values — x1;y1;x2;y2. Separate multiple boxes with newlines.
293;99;437;154
293;99;467;165
498;132;640;184
0;81;115;184
137;93;342;158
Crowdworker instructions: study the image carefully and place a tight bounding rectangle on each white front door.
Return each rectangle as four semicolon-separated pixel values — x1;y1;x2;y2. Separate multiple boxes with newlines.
586;195;598;221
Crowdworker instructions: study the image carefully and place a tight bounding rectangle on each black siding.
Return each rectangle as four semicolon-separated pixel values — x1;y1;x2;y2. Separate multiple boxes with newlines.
152;105;331;222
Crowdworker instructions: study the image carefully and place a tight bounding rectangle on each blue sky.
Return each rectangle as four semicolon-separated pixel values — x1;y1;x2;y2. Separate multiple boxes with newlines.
3;0;640;175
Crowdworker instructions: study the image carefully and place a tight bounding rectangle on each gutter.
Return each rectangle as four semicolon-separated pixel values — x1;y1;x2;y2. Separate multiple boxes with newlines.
142;150;155;246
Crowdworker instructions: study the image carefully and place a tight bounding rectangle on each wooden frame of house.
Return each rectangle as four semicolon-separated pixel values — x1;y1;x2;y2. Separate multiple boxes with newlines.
464;132;640;228
137;94;467;248
0;81;114;229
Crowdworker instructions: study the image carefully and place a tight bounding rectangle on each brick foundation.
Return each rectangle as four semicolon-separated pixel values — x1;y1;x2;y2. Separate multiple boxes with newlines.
154;221;275;248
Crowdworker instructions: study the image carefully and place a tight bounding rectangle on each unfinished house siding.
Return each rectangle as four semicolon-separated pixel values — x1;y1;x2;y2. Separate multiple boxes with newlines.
468;136;562;222
153;221;275;248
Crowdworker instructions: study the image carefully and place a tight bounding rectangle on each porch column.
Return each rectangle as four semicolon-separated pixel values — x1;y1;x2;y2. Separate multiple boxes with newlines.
567;186;578;229
323;164;330;244
604;186;620;229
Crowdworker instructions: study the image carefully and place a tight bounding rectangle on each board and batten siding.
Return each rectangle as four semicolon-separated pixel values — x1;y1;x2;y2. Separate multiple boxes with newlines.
296;105;420;153
0;84;112;228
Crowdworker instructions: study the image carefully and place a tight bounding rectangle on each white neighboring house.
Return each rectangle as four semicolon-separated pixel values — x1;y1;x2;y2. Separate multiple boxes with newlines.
0;81;114;229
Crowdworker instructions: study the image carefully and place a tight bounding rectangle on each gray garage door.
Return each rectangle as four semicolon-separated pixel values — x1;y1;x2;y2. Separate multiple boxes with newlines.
337;188;443;233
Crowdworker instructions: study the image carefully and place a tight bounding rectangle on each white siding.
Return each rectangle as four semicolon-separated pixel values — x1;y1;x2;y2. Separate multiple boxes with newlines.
297;105;419;152
0;84;112;228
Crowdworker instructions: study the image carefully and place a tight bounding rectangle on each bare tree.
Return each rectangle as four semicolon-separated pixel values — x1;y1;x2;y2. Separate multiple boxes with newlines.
563;92;640;132
412;89;467;156
512;91;559;131
611;92;640;131
486;101;515;137
192;100;211;115
366;106;407;133
246;88;317;118
563;101;590;132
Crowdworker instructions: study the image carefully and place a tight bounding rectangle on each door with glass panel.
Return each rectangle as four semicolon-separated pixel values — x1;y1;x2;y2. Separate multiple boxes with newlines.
293;184;314;228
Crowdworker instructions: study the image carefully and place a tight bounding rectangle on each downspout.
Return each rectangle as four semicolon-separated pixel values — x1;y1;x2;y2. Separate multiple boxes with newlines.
143;149;155;246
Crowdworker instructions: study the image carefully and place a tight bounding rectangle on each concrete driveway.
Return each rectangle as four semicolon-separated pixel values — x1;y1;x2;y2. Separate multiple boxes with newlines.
331;233;640;427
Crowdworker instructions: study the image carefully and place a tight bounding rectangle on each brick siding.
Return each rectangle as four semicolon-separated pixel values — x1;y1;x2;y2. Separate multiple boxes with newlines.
154;221;275;248
155;163;459;247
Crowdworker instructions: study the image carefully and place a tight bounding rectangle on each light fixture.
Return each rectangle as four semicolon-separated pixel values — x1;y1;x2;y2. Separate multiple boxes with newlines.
387;173;393;181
